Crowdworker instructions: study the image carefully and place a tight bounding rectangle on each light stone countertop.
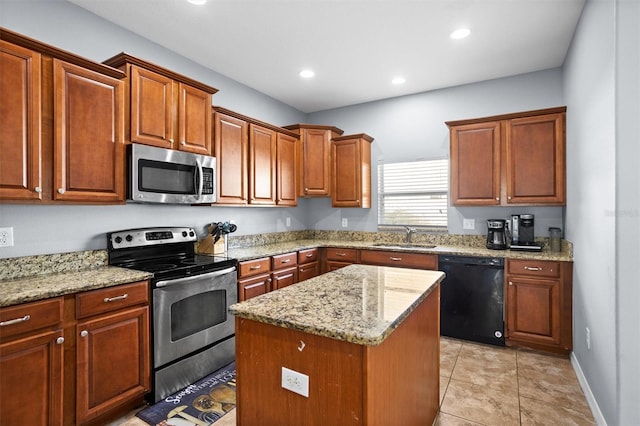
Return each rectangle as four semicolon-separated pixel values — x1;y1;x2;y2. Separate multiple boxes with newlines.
225;239;573;263
230;264;445;346
0;267;153;308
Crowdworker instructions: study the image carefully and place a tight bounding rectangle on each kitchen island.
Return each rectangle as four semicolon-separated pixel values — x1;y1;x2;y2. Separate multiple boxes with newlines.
229;264;444;425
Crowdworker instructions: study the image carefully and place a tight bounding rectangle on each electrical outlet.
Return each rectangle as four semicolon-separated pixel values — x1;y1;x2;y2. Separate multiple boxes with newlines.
463;219;475;230
0;227;14;247
286;217;291;227
341;218;348;228
586;327;591;350
282;367;309;397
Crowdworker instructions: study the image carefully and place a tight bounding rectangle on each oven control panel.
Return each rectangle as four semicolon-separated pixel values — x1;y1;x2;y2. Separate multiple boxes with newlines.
109;227;197;249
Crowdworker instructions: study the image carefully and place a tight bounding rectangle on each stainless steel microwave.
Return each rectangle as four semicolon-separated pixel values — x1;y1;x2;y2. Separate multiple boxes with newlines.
128;143;216;204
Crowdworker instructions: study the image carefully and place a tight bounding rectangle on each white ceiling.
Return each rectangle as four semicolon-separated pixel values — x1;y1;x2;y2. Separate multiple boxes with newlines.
67;0;585;113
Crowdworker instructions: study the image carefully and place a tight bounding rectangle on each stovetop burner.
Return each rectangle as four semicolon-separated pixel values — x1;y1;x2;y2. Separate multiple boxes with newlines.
107;226;238;282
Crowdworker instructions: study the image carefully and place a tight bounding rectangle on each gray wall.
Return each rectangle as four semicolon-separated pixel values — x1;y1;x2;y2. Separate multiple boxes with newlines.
563;0;640;424
307;70;566;235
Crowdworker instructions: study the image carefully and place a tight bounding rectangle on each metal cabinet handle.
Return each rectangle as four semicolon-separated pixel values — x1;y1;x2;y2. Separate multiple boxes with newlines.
58;188;65;194
250;265;262;270
524;266;543;271
336;253;346;257
80;330;88;337
104;293;128;303
180;141;186;146
0;315;30;327
509;281;513;286
56;337;65;345
389;257;402;261
281;259;291;264
169;139;175;144
495;197;500;201
305;253;313;258
34;186;42;193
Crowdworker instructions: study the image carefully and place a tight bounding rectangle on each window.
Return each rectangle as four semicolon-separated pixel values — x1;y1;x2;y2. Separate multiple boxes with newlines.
378;159;448;230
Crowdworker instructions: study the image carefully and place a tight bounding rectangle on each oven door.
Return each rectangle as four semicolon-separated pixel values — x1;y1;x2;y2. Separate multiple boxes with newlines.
153;266;236;368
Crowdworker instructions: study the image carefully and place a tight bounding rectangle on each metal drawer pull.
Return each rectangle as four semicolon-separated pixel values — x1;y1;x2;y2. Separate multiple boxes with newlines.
305;253;313;258
524;266;543;271
0;315;31;327
336;253;346;257
390;257;402;261
281;259;291;263
80;330;88;337
104;293;128;303
250;265;262;270
56;337;65;345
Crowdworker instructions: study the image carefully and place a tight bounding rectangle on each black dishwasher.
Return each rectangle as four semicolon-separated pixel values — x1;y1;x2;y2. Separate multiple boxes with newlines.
439;255;505;346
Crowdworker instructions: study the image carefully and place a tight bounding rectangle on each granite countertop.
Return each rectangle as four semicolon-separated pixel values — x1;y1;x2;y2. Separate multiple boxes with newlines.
230;264;445;346
226;239;573;263
0;266;152;308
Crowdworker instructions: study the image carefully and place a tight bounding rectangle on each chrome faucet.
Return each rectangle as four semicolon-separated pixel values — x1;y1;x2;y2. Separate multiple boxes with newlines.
404;226;417;243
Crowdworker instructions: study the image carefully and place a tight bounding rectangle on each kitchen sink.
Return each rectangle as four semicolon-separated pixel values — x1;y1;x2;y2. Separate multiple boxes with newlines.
371;243;437;249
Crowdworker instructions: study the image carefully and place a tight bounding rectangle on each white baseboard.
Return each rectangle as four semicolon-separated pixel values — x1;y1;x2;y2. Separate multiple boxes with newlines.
571;352;608;426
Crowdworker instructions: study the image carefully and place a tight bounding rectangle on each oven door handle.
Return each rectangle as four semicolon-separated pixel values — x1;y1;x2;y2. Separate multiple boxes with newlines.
155;266;237;288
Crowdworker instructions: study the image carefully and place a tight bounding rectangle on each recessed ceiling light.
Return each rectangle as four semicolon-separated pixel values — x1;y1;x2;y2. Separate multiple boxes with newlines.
299;69;315;78
392;77;406;85
450;28;471;40
187;0;207;5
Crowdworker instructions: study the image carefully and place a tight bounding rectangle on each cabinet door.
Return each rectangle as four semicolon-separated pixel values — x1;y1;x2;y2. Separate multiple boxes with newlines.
300;128;331;196
332;139;362;208
76;306;150;424
449;121;501;205
178;82;212;155
506;276;561;346
0;41;42;200
298;262;319;282
130;65;174;148
272;266;298;291
505;113;565;204
238;273;272;301
53;59;125;202
249;124;276;205
0;329;64;426
276;133;298;206
214;112;248;204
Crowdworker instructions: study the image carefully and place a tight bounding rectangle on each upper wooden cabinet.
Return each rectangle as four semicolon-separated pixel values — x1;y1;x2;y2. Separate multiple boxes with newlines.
0;29;126;204
104;52;217;155
283;124;344;197
447;107;566;206
331;133;374;208
213;107;298;207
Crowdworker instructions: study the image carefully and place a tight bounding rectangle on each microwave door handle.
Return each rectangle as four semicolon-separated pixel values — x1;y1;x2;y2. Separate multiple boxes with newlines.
195;158;204;200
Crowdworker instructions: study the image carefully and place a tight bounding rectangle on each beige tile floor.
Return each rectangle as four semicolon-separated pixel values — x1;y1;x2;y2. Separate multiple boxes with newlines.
116;337;594;426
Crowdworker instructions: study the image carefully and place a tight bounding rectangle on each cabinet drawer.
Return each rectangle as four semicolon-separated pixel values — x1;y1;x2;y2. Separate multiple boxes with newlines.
238;257;271;278
0;298;63;339
360;250;438;270
272;266;298;290
507;259;560;278
298;248;318;265
238;273;271;301
298;262;319;282
76;281;149;319
272;252;298;270
325;248;358;262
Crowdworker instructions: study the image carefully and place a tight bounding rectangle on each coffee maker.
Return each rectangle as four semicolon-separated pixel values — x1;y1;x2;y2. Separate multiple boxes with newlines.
510;214;542;251
486;219;508;250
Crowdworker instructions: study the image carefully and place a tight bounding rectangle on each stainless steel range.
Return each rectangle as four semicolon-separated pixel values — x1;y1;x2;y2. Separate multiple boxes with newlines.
107;227;237;402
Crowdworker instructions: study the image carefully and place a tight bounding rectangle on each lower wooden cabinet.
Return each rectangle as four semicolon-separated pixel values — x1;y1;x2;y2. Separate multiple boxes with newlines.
360;250;437;270
298;248;319;282
238;257;272;302
323;248;358;273
0;281;150;425
505;259;572;354
0;298;65;426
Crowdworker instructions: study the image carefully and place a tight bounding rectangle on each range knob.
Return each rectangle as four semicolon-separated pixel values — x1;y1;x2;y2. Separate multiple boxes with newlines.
182;231;188;237
189;231;195;237
114;236;122;244
125;234;133;242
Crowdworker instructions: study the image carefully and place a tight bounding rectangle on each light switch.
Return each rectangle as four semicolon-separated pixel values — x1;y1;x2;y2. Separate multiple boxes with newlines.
463;219;475;230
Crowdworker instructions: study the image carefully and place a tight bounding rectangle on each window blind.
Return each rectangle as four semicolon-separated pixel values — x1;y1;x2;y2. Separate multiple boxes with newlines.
378;159;448;229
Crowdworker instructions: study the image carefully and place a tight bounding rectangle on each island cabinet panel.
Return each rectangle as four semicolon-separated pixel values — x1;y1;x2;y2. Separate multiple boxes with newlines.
234;284;440;426
505;259;572;354
360;250;438;270
0;40;42;201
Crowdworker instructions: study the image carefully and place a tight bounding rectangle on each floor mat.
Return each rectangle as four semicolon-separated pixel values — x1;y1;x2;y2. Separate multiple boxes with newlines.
136;362;236;425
